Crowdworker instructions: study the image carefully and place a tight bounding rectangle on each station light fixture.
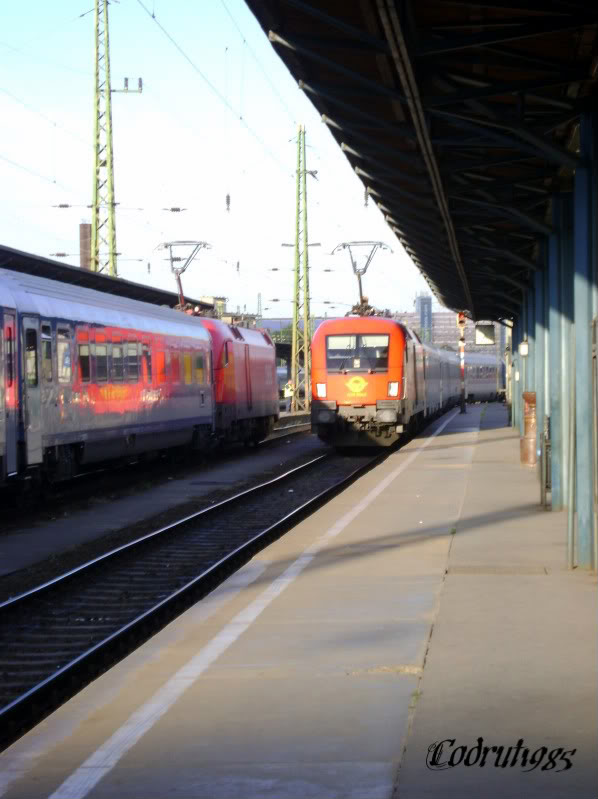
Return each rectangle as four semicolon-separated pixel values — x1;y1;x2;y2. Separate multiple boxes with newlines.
519;340;529;357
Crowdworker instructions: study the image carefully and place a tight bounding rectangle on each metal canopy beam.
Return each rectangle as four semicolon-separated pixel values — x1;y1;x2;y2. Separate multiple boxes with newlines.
269;32;406;103
280;0;390;51
450;194;552;234
430;109;580;168
424;73;586;108
299;80;411;135
416;15;595;57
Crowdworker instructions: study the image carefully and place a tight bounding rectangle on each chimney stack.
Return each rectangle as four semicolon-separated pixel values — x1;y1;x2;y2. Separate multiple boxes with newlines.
79;223;92;270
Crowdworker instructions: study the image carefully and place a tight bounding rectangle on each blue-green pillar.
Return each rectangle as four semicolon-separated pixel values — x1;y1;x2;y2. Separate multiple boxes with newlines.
548;196;563;509
573;112;595;568
526;286;536;392
535;266;546;461
512;318;520;430
560;193;574;514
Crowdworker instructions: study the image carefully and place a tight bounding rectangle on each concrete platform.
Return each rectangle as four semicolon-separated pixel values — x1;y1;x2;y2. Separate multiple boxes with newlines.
0;404;595;799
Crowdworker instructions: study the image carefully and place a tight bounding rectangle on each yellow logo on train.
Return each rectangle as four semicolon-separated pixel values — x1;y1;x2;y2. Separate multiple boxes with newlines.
345;376;368;397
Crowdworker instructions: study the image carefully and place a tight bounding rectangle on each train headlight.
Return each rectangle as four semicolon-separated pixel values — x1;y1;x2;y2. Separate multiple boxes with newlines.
388;381;399;397
316;383;327;398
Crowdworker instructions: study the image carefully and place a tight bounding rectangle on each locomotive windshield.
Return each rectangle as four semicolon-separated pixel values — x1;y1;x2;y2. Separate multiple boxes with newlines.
326;334;389;372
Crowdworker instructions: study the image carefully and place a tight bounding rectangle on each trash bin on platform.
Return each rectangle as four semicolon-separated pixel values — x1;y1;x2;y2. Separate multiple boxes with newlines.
520;391;537;466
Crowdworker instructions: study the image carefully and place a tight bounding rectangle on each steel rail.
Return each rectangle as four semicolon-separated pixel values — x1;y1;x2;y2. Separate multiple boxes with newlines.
0;450;385;749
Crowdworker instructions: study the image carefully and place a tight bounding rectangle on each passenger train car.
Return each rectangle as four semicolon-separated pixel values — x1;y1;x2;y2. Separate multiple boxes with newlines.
0;268;278;487
311;317;501;447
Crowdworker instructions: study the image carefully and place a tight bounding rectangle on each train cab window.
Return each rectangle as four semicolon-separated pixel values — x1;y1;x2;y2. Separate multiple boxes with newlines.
127;343;139;381
78;344;90;382
326;334;389;371
96;344;108;382
142;344;152;382
112;345;124;381
223;342;230;367
57;330;71;383
41;325;53;383
25;329;38;387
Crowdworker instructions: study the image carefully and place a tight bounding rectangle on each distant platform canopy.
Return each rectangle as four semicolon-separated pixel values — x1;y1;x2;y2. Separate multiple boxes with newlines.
247;0;598;320
0;245;213;311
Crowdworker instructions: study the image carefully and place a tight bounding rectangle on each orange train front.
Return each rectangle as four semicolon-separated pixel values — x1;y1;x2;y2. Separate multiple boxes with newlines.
311;316;501;447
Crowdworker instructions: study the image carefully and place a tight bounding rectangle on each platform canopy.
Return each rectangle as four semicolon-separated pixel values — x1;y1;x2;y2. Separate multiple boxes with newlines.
0;245;213;312
246;0;598;320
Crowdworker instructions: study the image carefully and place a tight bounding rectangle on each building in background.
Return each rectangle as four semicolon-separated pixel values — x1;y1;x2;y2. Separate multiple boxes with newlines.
414;293;432;343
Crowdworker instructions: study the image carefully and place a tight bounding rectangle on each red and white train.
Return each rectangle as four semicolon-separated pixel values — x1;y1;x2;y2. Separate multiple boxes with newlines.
0;268;278;486
311;316;502;447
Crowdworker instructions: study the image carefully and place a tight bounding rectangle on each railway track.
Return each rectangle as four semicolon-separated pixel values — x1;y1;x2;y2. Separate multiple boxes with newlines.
0;449;384;751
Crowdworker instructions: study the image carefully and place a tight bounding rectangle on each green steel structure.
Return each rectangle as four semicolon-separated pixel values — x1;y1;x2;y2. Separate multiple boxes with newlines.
91;0;117;276
290;124;312;412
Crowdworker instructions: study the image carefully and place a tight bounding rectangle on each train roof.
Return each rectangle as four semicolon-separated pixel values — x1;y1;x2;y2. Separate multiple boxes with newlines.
0;268;211;342
200;317;274;349
0;244;213;311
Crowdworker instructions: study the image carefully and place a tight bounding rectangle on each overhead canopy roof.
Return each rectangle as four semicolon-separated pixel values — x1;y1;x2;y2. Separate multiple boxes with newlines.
246;0;598;319
0;245;213;311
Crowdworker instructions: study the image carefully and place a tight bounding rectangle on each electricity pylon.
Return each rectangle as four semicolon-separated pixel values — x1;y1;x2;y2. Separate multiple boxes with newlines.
290;125;317;412
91;0;117;275
91;1;141;275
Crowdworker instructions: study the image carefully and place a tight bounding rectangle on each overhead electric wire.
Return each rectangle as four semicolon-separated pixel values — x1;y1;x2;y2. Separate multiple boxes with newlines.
0;154;74;190
0;88;92;150
0;39;90;77
134;0;292;179
219;0;297;127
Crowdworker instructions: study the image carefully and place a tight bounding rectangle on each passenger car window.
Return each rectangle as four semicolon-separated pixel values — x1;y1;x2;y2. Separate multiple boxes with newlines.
96;344;108;382
57;330;71;383
41;325;53;383
127;342;139;381
25;329;38;387
112;345;124;381
78;344;90;382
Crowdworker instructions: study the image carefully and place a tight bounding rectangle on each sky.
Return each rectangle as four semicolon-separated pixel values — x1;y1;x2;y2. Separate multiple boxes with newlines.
0;0;436;319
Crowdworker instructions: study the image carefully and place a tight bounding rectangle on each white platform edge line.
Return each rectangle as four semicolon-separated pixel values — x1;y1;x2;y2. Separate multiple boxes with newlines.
0;561;269;798
48;409;460;799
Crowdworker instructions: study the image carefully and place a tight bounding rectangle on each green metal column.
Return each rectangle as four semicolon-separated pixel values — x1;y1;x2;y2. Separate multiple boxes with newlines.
573;112;596;568
526;286;536;393
535;266;546;462
290;124;312;412
548;196;563;509
560;194;574;519
519;295;527;437
301;128;311;409
512;318;520;431
91;0;117;275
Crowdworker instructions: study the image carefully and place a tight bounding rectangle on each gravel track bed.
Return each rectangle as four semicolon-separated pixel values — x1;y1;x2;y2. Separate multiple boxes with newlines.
0;434;320;603
0;451;379;736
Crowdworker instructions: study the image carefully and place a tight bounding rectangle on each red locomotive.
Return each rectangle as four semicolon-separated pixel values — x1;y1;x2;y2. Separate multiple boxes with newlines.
200;318;279;445
311;316;500;447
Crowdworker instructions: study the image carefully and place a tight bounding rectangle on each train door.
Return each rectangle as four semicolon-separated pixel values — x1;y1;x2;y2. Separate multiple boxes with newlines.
21;316;42;465
244;344;252;410
4;312;17;474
